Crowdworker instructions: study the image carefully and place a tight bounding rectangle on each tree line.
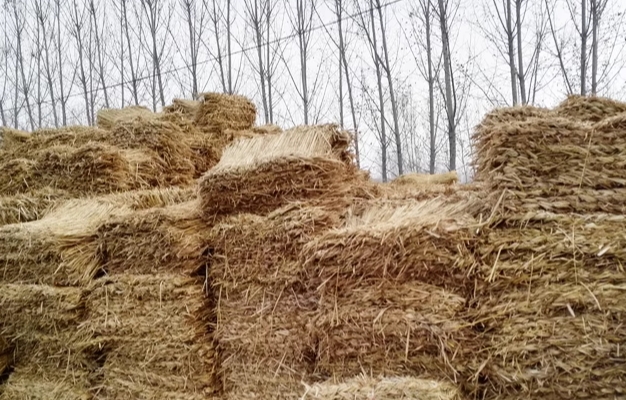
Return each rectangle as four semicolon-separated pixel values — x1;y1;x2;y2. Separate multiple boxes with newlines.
1;0;625;181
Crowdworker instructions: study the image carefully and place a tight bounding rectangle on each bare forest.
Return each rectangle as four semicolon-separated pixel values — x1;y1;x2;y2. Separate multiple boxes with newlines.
1;0;625;181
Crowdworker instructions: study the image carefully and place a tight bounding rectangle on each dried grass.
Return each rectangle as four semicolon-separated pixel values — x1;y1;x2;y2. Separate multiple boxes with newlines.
0;127;31;150
0;188;67;226
301;198;480;294
0;199;129;285
391;171;459;187
96;200;207;276
199;124;364;217
81;273;217;398
97;105;155;130
163;98;201;118
195;93;257;130
301;375;462;400
555;94;626;122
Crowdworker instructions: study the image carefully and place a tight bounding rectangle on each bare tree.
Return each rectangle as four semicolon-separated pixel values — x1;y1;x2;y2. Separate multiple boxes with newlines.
35;0;59;127
140;0;172;110
12;1;35;130
286;0;316;124
374;0;403;174
55;0;68;124
244;0;270;123
88;0;110;108
179;0;206;97
121;0;140;105
68;0;93;125
436;0;456;171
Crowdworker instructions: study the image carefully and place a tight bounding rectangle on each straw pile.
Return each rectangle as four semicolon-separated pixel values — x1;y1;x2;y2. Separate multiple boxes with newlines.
301;199;479;382
0;199;129;285
555;94;626;122
195;92;257;130
80;273;217;399
97;200;207;276
0;188;66;226
199;124;365;218
469;96;626;399
209;204;344;399
473;101;626;217
391;171;459;187
164;98;201;118
97;105;155;130
301;375;462;400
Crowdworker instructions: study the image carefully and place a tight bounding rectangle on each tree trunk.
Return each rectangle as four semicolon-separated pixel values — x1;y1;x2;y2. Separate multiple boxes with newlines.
72;0;92;125
375;0;403;175
591;0;598;94
370;0;388;181
506;0;519;105
516;0;527;104
211;0;227;93
249;0;269;123
266;0;274;123
336;0;359;168
122;0;139;105
36;0;59;127
13;4;35;131
184;0;199;97
581;0;587;95
437;0;456;171
227;0;233;94
89;0;110;108
425;0;436;174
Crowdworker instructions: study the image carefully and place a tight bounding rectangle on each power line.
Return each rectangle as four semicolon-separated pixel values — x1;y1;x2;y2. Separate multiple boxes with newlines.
3;0;404;117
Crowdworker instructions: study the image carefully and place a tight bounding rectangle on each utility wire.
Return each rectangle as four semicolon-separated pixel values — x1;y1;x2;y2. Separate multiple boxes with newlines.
3;0;404;116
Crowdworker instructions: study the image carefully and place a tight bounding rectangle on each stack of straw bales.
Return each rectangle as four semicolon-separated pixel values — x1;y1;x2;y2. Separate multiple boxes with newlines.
301;198;479;383
301;376;462;400
470;96;626;399
199;124;366;218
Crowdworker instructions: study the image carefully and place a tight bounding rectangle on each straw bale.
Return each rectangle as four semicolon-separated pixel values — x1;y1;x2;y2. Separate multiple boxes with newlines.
0;199;129;285
82;273;210;340
96;105;155;130
96;200;206;276
98;185;196;211
220;359;316;400
391;171;459;187
0;143;137;196
199;124;361;216
301;199;479;294
478;105;553;128
195;92;257;130
163;98;201;118
0;188;67;226
313;282;470;380
301;375;462;400
0;372;92;400
0;335;10;377
226;124;283;140
555;94;626;122
209;203;344;287
0;285;85;344
0;127;31;150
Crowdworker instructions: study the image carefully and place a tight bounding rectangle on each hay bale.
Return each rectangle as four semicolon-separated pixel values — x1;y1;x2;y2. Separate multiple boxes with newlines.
96;105;155;130
301;199;479;294
391;171;459;187
0;199;129;285
81;273;217;398
163;98;201;118
195;92;257;130
555;95;626;122
0;188;67;226
301;375;462;400
199;124;362;217
0;143;137;196
97;200;206;276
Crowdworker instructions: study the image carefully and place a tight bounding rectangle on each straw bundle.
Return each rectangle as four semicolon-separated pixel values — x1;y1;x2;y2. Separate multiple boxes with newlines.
81;273;217;398
0;188;67;226
97;200;206;276
0;127;31;150
555;95;626;122
301;199;479;294
0;143;136;196
210;204;346;399
99;185;196;210
195;93;257;130
164;98;201;118
391;171;459;187
96;105;155;130
225;124;283;140
301;375;462;400
199;124;361;217
312;282;470;380
0;199;129;285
